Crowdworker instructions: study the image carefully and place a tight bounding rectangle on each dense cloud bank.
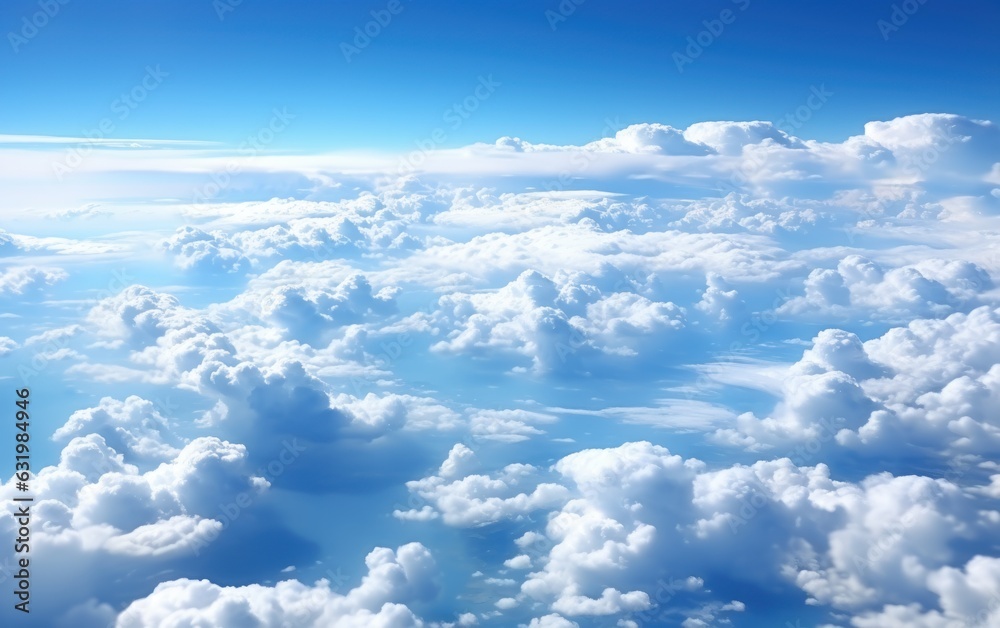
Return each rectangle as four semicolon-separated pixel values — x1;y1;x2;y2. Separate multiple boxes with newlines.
1;114;998;626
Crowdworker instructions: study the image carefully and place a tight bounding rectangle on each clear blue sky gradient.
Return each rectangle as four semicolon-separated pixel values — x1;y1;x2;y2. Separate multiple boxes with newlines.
2;0;997;151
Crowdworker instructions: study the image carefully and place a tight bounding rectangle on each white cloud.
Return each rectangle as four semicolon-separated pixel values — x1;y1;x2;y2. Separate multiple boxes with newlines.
683;120;803;156
438;443;476;479
53;396;180;466
846;556;1000;627
0;266;67;294
710;306;1000;459
522;614;579;628
591;123;713;156
778;255;990;319
116;542;438;627
0;432;284;623
845;306;1000;456
469;409;558;443
711;330;879;450
423;441;1000;623
504;555;532;570
695;272;743;321
427;269;688;372
0;336;16;356
159;226;250;273
4;111;1000;626
396;456;569;527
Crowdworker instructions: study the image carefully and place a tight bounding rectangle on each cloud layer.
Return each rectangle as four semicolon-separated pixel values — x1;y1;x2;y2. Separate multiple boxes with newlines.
2;113;999;626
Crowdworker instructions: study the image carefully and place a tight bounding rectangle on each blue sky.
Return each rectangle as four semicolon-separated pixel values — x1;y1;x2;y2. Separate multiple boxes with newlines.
2;0;998;150
2;2;1000;627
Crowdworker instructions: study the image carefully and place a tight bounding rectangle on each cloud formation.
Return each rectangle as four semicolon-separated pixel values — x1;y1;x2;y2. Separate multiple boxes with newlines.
3;112;999;626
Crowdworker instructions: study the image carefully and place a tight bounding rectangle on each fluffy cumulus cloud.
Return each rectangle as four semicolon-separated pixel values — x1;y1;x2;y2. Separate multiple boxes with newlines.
498;119;802;157
682;120;804;155
0;434;261;543
394;448;569;527
53;396;180;466
590;123;714;156
161;194;424;272
862;114;998;163
668;193;829;234
707;303;1000;462
116;543;438;627
843;306;1000;456
0;265;68;294
4;112;1000;626
240;271;399;346
78;284;431;444
779;255;991;319
0;431;294;623
427;269;686;373
398;442;999;626
710;330;880;451
159;226;251;273
0;335;16;356
846;556;1000;627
